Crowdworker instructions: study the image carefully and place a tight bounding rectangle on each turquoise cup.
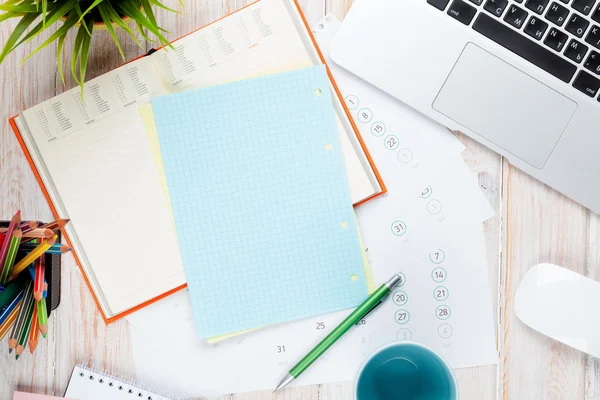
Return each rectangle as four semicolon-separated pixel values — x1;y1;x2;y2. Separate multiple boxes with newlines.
355;341;458;400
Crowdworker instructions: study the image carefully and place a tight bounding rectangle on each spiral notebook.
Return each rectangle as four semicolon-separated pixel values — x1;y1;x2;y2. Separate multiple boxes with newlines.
64;366;176;400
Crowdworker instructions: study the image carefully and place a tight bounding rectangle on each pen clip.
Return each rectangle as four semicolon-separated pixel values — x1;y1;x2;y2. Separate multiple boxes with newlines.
355;299;384;325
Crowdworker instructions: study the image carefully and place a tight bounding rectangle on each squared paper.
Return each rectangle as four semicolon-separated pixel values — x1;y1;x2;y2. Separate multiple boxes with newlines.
152;66;367;338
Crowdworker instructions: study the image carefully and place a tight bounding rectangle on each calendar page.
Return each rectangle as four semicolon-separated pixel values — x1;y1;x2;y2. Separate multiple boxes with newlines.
128;226;496;400
127;15;498;399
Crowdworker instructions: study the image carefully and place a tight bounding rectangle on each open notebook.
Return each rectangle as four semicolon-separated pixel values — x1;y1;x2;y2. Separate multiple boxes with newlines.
9;0;384;322
64;366;176;400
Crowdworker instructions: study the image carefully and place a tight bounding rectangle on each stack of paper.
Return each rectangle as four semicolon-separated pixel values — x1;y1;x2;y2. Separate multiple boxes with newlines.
126;15;498;400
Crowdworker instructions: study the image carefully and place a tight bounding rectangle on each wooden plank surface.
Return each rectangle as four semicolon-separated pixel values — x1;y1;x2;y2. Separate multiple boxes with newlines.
0;0;598;399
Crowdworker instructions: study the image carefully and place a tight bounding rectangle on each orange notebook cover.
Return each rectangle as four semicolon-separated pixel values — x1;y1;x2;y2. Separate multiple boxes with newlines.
10;0;385;324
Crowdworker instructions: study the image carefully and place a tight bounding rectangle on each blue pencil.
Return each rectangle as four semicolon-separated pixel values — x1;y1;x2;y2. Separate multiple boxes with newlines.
0;288;24;325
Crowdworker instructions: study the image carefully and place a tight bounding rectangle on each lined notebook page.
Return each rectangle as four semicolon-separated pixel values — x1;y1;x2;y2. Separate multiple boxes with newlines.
152;66;368;338
65;366;175;400
19;59;185;317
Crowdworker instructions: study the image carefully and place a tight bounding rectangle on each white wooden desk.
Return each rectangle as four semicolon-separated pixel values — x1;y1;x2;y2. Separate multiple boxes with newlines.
1;1;599;398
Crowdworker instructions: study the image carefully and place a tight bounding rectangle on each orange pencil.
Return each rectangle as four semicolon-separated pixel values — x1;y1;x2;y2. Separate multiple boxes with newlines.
21;229;54;239
0;306;19;340
29;306;39;353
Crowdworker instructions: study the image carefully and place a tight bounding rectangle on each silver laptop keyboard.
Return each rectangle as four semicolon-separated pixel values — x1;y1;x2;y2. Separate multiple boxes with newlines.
428;0;600;101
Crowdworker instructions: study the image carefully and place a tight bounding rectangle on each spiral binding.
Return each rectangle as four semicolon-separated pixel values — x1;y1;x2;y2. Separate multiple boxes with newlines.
74;363;189;400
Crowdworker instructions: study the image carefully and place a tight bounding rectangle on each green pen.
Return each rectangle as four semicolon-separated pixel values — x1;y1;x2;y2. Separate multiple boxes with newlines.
274;273;402;391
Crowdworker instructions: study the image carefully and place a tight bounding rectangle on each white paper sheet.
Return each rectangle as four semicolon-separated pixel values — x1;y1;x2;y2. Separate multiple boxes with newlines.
128;225;496;399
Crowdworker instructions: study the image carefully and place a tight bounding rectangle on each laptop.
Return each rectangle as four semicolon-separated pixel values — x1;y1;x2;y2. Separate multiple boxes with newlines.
330;0;600;213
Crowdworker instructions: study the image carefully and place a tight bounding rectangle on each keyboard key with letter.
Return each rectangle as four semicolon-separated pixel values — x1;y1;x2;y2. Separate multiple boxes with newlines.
592;4;600;23
525;16;549;39
566;13;590;37
473;13;577;82
564;39;589;63
505;5;529;28
448;0;478;24
545;2;569;26
572;70;600;96
544;28;569;51
484;0;509;16
585;25;600;49
572;0;595;15
526;0;550;14
584;50;600;74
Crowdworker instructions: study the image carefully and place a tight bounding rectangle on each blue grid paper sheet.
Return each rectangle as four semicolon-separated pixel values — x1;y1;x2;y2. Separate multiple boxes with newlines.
152;66;367;338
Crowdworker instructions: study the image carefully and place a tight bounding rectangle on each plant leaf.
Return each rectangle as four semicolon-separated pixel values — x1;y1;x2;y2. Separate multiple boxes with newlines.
56;31;67;85
148;0;180;14
77;0;104;24
79;18;94;93
41;0;47;26
115;1;169;44
71;22;88;85
99;0;141;47
0;12;39;64
74;3;92;36
20;7;80;65
139;0;159;29
17;0;79;47
0;3;54;12
97;1;124;60
135;21;153;43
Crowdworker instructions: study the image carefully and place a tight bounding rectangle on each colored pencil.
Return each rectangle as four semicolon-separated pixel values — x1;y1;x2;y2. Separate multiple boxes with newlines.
0;220;36;233
0;233;4;249
29;305;39;353
19;228;54;239
0;305;19;341
9;282;32;353
27;266;48;298
0;227;22;285
33;257;44;302
37;298;48;338
9;235;57;280
0;211;21;279
19;243;71;254
0;288;24;325
38;218;69;231
15;289;35;359
20;221;39;235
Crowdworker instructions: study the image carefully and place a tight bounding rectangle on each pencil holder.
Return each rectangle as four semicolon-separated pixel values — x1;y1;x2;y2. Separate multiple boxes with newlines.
0;220;61;315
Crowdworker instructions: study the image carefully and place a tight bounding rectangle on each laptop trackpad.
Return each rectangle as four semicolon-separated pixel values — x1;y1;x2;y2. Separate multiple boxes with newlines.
433;43;577;169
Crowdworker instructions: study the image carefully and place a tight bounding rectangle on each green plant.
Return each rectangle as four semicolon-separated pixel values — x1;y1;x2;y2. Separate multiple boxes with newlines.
0;0;180;89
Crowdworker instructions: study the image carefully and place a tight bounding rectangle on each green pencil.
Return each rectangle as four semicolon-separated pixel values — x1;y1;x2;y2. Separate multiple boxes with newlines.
37;298;48;338
15;290;35;359
8;281;32;353
0;227;22;285
274;274;402;391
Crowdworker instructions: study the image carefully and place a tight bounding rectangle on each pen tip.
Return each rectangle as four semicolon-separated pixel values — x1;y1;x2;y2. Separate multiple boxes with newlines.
15;355;19;360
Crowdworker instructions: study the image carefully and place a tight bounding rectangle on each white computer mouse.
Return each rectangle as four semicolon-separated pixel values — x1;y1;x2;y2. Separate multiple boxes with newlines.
514;263;600;358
